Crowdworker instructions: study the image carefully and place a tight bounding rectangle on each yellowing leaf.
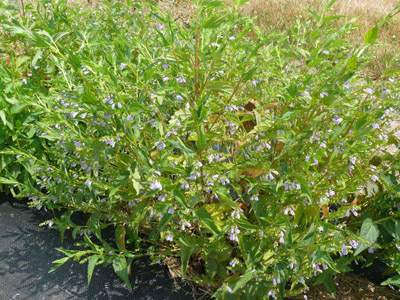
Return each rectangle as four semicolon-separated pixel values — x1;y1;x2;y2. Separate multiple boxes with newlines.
151;150;158;158
322;204;329;218
242;168;263;178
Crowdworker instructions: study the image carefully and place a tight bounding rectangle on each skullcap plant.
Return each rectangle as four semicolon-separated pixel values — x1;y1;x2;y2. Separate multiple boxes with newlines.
0;0;400;298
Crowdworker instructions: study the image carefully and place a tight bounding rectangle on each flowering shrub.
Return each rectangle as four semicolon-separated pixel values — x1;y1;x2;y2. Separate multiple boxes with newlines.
1;0;400;298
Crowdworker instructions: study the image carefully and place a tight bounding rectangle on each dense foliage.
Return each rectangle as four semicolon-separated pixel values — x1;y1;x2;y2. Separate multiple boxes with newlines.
1;0;400;298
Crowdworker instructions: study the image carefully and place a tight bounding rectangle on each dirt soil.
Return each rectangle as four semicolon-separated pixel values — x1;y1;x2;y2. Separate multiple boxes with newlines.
288;273;400;300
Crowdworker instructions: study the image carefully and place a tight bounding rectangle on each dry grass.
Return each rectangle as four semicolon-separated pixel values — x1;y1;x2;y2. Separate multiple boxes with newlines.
153;0;400;78
244;0;400;78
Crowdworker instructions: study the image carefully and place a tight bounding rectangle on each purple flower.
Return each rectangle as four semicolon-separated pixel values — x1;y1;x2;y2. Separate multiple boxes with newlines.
339;244;348;256
332;115;343;124
181;182;189;190
350;240;359;249
120;63;127;69
228;225;240;242
320;92;328;98
126;115;133;121
229;259;238;267
371;175;379;182
372;123;380;129
155;141;166;151
85;179;92;187
176;75;186;83
167;207;174;214
166;233;173;241
231;209;241;219
105;139;116;148
364;88;375;94
310;157;318;166
149;180;162;191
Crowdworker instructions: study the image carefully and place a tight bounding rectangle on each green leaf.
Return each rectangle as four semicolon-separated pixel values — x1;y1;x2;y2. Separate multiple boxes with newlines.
364;26;379;44
10;104;27;114
87;255;99;285
202;15;227;29
235;218;260;231
238;236;261;266
115;225;126;251
87;211;102;240
168;138;195;155
346;56;357;72
49;256;70;273
381;275;400;287
242;66;258;82
32;49;43;66
90;140;105;177
196;206;220;235
0;111;13;130
112;256;131;288
177;237;199;278
179;245;192;277
355;115;368;130
132;167;141;195
230;269;255;293
206;81;233;93
232;0;251;7
314;272;336;295
324;0;336;10
16;56;30;70
354;217;379;256
214;186;239;208
53;31;69;43
0;177;18;185
206;258;217;279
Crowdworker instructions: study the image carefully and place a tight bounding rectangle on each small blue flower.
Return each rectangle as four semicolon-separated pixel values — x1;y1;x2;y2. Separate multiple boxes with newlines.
150;180;162;191
364;88;375;94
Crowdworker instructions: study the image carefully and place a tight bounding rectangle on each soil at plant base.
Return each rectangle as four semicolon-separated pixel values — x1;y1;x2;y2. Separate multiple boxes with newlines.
286;273;400;300
164;256;400;300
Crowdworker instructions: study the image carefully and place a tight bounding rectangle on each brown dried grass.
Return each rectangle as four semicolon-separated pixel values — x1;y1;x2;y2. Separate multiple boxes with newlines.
244;0;400;78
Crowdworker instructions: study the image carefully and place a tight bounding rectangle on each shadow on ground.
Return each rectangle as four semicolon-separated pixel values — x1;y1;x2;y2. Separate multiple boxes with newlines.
0;195;205;300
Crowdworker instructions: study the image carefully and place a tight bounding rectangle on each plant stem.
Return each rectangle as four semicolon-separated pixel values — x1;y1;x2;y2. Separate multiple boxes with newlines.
20;0;25;18
194;10;199;97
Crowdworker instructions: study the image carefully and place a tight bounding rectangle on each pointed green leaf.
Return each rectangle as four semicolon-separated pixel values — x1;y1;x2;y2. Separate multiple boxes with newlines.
196;206;220;235
364;26;379;44
112;256;131;288
354;217;379;256
381;275;400;287
87;255;99;285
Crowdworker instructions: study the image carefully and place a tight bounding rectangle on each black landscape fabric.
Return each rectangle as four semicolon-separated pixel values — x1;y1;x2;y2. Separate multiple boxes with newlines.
0;195;197;300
